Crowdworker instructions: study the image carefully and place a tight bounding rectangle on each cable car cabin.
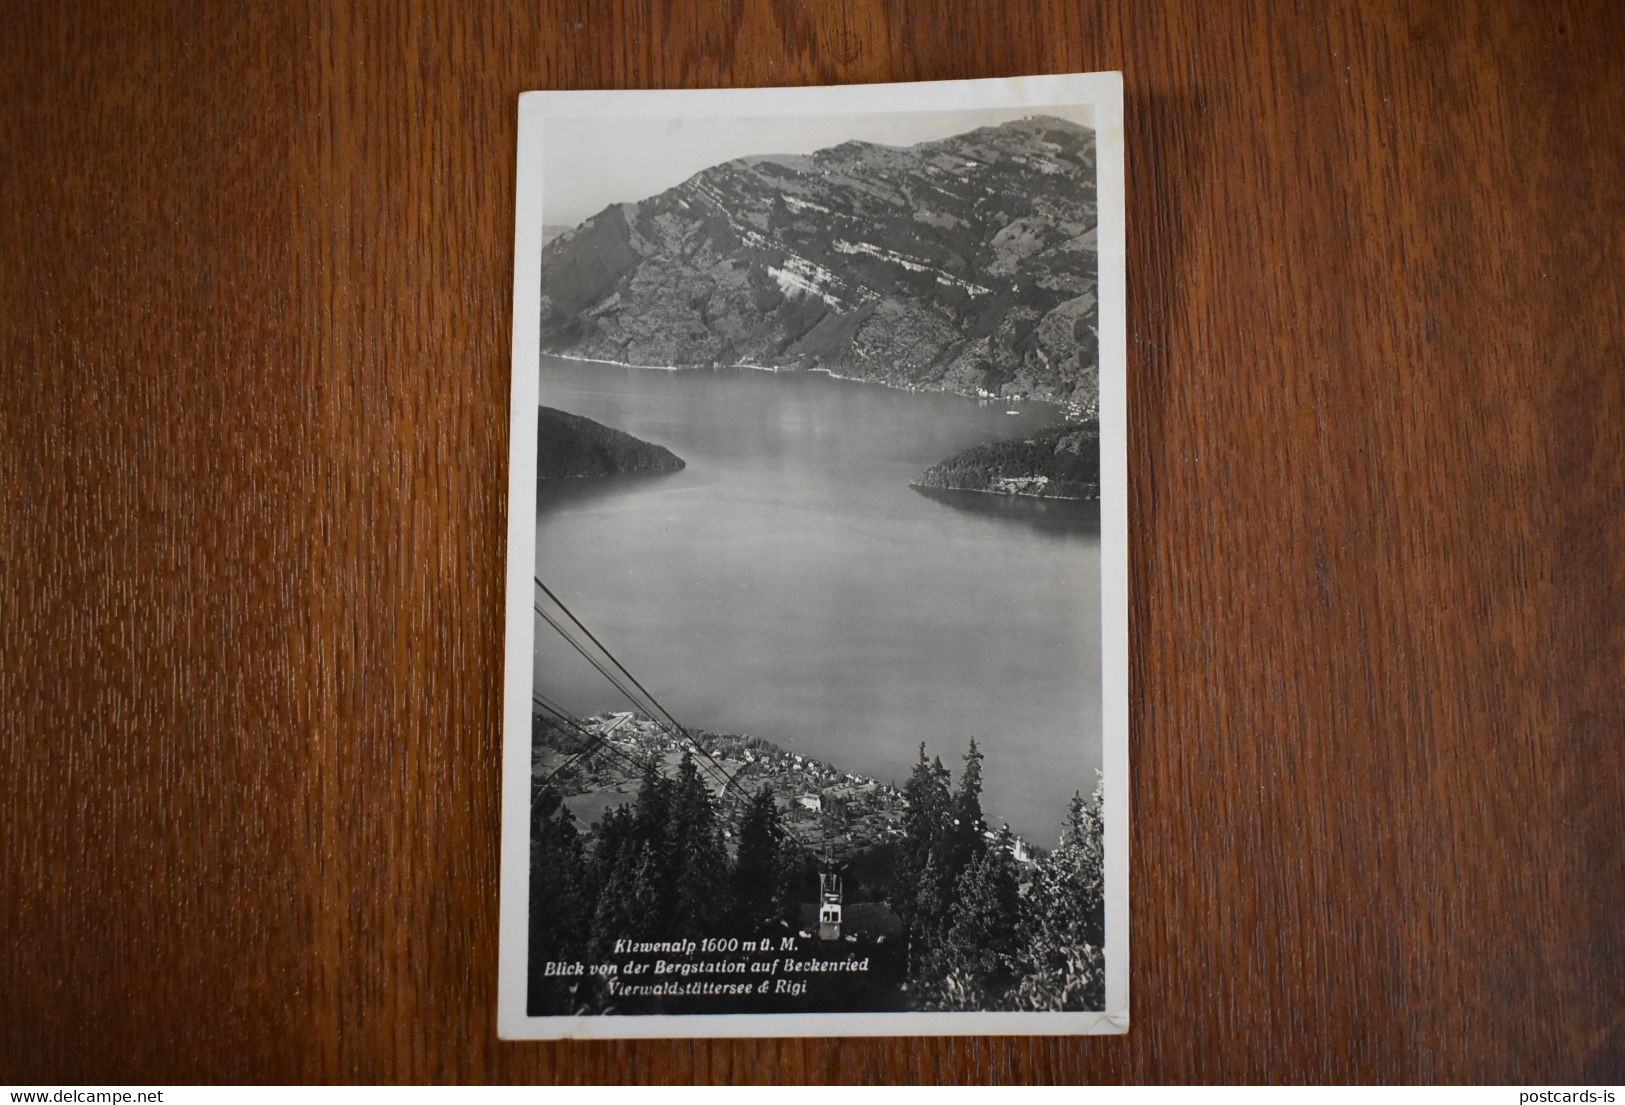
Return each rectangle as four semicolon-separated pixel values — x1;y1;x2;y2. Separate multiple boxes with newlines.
818;871;843;941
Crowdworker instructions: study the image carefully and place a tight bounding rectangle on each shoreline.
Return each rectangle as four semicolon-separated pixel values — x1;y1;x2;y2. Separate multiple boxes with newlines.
543;349;1081;412
539;708;1045;858
909;481;1099;504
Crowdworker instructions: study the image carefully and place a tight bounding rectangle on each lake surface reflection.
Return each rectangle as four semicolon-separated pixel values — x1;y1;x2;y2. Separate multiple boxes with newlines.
535;356;1101;843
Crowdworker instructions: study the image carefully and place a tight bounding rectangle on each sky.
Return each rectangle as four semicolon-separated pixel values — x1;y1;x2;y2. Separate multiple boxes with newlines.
539;103;1094;228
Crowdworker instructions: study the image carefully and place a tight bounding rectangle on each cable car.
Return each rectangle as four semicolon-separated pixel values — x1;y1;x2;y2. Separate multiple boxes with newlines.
818;871;843;941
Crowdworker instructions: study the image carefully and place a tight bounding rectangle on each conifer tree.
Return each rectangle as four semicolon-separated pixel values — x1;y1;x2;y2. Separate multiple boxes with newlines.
909;843;1024;1010
893;743;952;931
632;757;671;852
627;844;662;930
590;803;633;896
585;761;679;955
732;787;786;929
946;739;987;882
668;750;730;937
775;839;810;927
942;849;1021;988
1010;778;1106;1010
590;839;660;958
526;787;592;1014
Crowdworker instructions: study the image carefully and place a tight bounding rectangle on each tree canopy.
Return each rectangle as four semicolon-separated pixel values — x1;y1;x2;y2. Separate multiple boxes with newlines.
528;727;1105;1015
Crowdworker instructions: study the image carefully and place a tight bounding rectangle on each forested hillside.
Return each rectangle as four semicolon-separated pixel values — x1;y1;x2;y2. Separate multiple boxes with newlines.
528;732;1104;1015
913;422;1100;500
536;406;685;478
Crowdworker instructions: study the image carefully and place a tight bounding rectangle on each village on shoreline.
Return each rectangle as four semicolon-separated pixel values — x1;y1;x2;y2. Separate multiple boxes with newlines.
532;710;1040;869
544;350;1097;423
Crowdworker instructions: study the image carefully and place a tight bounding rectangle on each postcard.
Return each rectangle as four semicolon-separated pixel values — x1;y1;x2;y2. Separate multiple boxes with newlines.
499;72;1127;1038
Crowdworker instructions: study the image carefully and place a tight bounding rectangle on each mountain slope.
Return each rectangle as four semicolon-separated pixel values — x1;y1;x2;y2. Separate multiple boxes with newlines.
541;117;1098;409
536;407;685;478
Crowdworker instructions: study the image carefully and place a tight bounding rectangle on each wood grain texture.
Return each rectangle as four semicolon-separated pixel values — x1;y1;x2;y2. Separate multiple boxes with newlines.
2;0;1621;1085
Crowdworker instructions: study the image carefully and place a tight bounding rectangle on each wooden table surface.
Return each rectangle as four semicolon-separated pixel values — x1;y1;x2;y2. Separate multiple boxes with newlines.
3;0;1622;1085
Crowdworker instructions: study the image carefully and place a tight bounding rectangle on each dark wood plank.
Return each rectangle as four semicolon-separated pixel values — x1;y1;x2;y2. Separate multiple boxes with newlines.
2;0;1620;1084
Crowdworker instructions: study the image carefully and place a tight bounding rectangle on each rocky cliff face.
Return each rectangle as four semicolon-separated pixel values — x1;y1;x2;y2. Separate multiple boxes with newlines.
541;117;1098;409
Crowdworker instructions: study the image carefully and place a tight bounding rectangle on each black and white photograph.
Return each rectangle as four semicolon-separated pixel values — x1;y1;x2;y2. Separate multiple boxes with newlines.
500;74;1127;1038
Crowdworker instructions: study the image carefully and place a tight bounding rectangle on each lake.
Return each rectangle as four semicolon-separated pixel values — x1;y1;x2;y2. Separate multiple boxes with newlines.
535;355;1101;844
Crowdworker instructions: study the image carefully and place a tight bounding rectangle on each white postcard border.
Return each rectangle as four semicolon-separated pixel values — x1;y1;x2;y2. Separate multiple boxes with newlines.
499;71;1129;1039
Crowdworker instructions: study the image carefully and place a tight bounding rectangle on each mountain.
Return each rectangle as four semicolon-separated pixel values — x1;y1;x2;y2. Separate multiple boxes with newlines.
540;117;1098;409
536;407;685;478
912;423;1100;500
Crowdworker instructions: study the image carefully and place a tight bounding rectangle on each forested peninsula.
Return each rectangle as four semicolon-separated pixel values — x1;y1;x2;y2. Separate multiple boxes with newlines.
912;422;1100;500
537;406;685;479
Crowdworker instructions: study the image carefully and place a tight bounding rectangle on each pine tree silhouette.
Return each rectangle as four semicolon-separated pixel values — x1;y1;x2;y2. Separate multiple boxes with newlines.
732;787;786;929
